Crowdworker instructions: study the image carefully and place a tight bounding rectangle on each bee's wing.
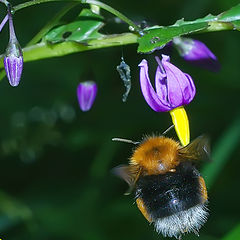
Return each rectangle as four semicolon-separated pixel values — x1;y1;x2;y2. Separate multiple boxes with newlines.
112;164;141;195
178;135;210;162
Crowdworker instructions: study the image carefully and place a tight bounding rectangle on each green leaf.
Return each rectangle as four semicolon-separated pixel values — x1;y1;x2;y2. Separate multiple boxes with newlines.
44;9;105;44
218;4;240;30
218;4;240;22
222;223;240;240
138;21;208;53
0;191;32;231
202;113;240;189
137;3;240;53
231;20;240;29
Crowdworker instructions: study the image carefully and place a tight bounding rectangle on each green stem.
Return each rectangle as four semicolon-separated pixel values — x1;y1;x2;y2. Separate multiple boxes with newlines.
12;0;141;32
200;21;234;33
82;0;141;32
0;32;138;70
0;0;9;7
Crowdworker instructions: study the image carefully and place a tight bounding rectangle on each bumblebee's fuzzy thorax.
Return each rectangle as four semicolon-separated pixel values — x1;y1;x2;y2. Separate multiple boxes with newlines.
130;136;180;175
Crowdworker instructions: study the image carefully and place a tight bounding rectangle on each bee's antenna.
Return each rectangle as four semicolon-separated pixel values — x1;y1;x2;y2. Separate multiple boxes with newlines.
112;137;140;145
162;125;174;135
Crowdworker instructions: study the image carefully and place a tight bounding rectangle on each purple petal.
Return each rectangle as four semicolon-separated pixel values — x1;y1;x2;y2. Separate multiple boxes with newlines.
77;81;97;112
154;56;169;106
161;54;195;107
139;59;171;112
182;73;196;104
183;39;217;61
174;37;220;71
155;65;168;104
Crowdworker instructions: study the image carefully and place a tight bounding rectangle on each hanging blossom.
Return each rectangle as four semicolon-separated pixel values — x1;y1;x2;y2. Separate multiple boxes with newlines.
139;54;196;112
139;55;196;146
173;37;220;71
4;5;23;87
77;81;97;112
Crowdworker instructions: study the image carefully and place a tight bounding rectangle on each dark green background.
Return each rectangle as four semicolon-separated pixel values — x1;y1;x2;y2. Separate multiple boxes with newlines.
0;0;239;239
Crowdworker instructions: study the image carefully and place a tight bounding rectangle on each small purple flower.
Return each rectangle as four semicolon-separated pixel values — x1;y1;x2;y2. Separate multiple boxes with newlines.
139;54;196;112
77;81;97;111
173;37;220;71
4;5;23;87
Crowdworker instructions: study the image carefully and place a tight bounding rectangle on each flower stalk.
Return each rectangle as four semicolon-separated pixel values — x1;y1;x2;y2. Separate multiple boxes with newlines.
0;14;8;33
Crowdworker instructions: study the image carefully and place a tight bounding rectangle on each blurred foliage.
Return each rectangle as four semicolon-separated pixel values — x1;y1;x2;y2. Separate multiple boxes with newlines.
0;0;240;239
223;223;240;240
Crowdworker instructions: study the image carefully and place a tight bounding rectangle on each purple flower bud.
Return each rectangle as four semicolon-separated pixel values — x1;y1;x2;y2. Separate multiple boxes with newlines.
173;37;220;71
77;81;97;112
4;42;23;87
4;6;23;87
139;54;196;112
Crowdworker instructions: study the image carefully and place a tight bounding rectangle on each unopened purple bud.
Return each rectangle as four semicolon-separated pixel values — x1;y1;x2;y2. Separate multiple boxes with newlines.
77;81;97;111
4;41;23;87
4;5;23;87
173;37;220;71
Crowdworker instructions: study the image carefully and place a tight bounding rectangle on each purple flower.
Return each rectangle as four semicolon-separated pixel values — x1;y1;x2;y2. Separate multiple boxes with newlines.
173;37;220;71
4;5;23;87
139;54;196;112
77;81;97;111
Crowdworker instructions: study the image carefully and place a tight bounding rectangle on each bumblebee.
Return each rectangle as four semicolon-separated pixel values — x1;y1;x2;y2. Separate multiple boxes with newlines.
113;135;210;239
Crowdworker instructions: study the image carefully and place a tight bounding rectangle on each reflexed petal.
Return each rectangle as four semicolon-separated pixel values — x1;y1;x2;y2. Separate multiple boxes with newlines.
77;81;97;111
139;59;171;112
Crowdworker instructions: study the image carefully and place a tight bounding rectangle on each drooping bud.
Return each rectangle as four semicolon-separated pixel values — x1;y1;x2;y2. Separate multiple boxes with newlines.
4;5;23;87
173;37;220;71
77;81;97;111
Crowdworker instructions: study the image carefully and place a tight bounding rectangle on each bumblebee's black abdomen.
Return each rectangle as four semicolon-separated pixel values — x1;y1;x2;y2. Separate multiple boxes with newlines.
135;162;205;220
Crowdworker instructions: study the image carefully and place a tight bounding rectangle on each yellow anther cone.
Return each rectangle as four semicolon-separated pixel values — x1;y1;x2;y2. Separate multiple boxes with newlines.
169;106;190;146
